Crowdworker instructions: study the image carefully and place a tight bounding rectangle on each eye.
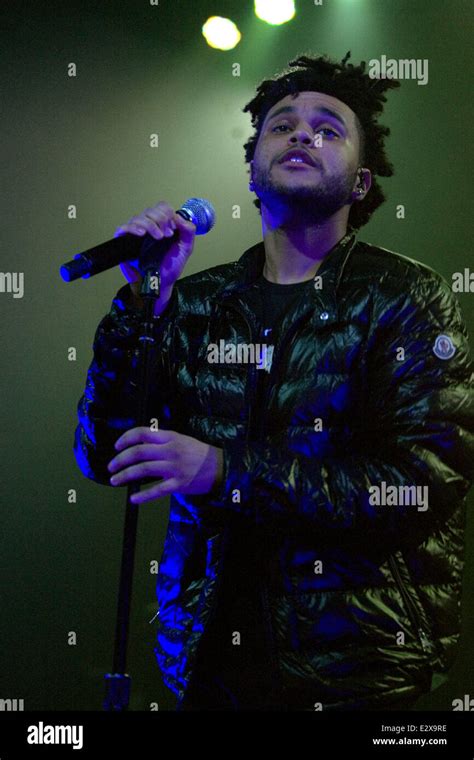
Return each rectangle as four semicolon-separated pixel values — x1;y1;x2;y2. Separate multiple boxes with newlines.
270;123;340;138
271;123;291;133
316;127;339;139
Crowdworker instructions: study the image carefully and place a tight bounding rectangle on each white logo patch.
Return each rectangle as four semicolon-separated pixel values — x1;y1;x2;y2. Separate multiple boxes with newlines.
433;334;456;360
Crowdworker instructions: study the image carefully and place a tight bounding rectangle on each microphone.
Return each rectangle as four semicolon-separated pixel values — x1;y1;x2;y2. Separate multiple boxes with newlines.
59;197;215;282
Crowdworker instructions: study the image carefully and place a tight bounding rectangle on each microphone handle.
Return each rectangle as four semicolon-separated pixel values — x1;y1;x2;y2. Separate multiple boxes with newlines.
59;208;191;282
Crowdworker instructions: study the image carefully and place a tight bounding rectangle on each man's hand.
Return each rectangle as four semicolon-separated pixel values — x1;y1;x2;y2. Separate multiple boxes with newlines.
107;427;224;504
114;200;197;317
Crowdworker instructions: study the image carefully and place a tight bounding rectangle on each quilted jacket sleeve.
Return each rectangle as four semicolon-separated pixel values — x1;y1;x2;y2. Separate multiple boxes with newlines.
73;283;178;486
213;270;474;548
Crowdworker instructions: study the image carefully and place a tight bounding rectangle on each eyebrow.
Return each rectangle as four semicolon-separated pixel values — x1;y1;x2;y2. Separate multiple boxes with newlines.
265;105;348;131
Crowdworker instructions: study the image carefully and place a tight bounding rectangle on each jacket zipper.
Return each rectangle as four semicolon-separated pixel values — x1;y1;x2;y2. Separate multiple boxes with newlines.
217;297;261;440
222;299;319;687
185;524;232;690
260;301;315;415
190;298;259;655
388;554;434;654
253;314;311;690
214;297;282;687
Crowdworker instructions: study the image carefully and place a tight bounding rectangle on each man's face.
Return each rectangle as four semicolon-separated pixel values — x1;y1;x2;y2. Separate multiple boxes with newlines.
250;90;366;222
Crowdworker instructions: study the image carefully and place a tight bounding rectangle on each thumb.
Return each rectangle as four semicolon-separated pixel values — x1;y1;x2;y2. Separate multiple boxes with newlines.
119;260;141;283
173;212;196;246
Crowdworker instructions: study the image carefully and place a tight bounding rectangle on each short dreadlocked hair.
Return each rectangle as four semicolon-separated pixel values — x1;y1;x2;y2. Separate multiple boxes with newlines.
242;51;401;231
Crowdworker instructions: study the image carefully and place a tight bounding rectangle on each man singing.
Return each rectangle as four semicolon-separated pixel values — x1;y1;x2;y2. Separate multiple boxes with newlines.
74;52;474;710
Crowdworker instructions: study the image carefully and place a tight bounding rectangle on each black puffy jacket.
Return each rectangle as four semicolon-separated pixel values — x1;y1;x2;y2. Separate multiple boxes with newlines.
74;232;474;710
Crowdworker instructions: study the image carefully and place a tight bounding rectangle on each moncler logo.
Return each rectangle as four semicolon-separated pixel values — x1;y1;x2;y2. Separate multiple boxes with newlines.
432;334;456;360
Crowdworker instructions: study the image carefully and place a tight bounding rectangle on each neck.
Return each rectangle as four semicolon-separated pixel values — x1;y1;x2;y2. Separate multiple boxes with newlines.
261;207;349;284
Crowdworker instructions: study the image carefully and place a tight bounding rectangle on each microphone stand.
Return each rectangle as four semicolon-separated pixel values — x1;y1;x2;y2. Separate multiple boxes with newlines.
103;259;163;711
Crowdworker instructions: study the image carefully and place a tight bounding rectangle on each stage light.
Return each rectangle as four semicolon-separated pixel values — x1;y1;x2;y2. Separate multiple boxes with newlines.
254;0;296;25
202;16;242;50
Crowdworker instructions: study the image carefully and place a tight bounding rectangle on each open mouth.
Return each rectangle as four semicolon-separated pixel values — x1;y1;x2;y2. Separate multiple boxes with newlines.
279;159;315;168
278;149;319;168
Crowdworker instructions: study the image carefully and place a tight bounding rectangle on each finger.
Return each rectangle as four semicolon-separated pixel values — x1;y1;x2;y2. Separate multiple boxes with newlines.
149;201;176;225
108;443;167;474
129;478;179;504
119;261;141;283
128;216;166;240
109;460;173;486
114;427;175;451
145;206;177;235
114;223;147;237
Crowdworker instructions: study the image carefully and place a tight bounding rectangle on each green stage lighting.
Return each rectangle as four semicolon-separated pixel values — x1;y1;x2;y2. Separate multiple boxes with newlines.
254;0;296;25
202;16;242;50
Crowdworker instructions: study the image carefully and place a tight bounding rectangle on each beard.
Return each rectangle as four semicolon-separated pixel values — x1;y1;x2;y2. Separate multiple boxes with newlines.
253;161;358;224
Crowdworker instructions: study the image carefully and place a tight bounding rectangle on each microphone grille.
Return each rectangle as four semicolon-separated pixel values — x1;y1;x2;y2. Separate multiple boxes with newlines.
179;198;216;235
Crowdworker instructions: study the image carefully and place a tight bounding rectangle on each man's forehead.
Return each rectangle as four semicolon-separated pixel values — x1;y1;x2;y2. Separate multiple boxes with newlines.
264;90;356;126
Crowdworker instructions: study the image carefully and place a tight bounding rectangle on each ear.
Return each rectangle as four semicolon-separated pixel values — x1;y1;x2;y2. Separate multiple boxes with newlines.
359;168;372;193
352;167;372;200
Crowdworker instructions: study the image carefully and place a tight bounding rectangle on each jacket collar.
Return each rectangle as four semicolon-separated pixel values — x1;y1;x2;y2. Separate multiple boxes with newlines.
214;230;358;330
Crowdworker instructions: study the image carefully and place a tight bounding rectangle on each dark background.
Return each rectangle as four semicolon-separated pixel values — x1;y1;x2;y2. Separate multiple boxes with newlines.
1;0;473;710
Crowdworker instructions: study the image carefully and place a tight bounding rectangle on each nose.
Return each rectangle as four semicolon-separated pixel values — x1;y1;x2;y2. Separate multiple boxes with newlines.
289;125;314;146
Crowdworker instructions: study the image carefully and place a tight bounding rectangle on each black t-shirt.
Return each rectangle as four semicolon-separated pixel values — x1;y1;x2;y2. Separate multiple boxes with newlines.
245;275;315;440
184;274;314;709
246;272;314;350
251;272;314;324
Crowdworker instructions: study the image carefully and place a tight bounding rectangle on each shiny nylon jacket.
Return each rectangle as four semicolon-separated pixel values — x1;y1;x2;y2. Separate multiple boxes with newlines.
74;232;474;710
